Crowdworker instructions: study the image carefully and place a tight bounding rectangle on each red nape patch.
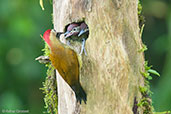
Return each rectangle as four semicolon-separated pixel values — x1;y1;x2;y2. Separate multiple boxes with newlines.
43;29;51;46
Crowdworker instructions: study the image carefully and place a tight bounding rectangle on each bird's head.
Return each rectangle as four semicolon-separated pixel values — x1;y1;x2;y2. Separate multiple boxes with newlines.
42;29;59;47
64;23;80;39
78;22;89;37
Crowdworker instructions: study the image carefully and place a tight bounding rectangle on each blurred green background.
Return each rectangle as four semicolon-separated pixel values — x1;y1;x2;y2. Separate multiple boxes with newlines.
0;0;52;114
142;0;171;111
0;0;170;113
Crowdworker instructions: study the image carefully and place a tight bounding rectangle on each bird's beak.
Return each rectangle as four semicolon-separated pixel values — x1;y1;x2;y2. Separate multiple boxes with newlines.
64;31;69;36
64;31;73;39
78;30;85;37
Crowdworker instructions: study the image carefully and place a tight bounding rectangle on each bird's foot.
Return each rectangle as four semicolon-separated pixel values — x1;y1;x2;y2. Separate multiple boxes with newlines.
35;55;50;64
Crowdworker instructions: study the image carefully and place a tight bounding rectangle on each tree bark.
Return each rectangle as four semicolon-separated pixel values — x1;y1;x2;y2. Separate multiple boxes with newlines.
53;0;145;113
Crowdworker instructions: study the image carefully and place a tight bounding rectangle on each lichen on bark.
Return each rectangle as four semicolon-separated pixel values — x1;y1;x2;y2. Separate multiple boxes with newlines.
40;43;58;114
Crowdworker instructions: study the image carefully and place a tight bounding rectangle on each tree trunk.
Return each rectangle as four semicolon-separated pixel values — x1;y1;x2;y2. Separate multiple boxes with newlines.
53;0;145;113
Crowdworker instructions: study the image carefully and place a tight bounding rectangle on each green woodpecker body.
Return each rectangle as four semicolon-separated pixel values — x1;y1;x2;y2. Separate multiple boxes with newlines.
43;29;86;103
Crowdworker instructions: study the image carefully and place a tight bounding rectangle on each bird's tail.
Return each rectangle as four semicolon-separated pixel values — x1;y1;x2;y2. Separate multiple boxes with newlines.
71;83;87;104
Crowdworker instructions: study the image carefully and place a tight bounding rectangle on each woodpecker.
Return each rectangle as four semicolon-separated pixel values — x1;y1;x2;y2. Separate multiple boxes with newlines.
42;29;86;103
78;22;89;37
64;23;88;55
78;22;89;55
64;23;80;41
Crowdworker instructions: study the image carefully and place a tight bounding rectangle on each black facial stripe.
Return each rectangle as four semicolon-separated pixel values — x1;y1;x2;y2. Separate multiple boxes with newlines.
56;32;63;38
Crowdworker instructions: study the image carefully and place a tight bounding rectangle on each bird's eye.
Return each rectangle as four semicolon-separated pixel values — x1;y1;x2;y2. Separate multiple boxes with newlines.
73;28;77;31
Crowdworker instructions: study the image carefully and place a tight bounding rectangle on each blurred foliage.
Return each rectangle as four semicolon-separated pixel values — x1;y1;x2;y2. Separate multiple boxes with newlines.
142;0;171;112
0;0;52;114
0;0;170;113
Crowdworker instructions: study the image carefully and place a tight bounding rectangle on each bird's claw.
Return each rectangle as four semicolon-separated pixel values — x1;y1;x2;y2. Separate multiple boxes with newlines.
35;55;50;64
